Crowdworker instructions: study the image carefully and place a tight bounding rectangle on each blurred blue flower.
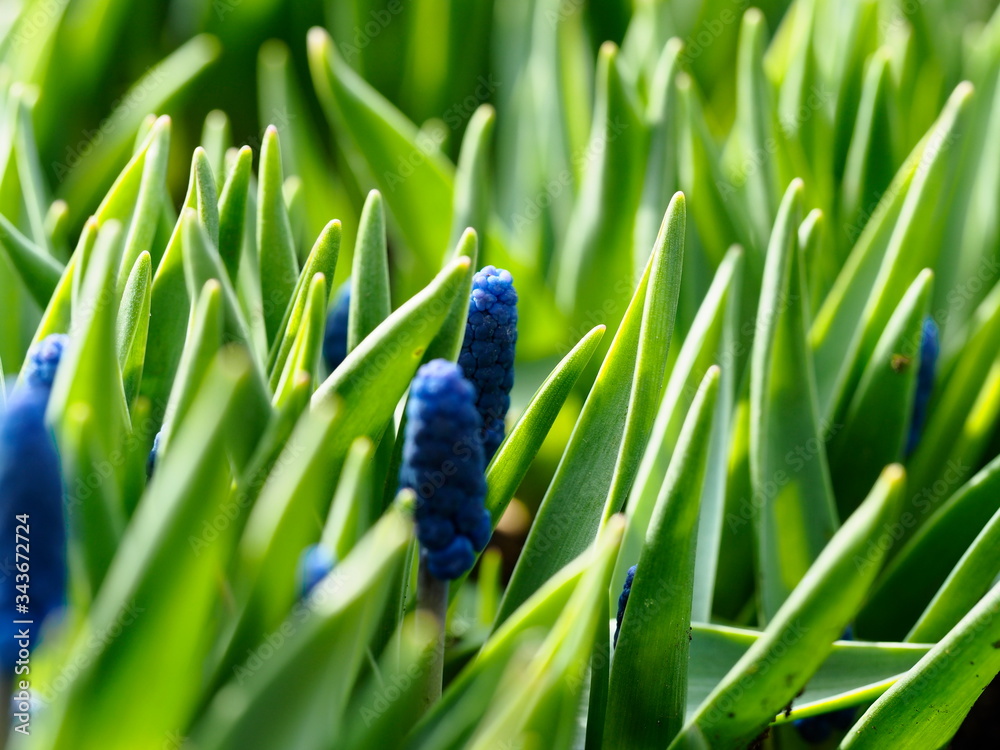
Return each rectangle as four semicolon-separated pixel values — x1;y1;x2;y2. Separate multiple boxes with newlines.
0;335;68;670
400;359;490;580
906;317;939;457
322;281;351;373
146;430;162;480
459;266;517;462
614;565;636;647
296;543;337;598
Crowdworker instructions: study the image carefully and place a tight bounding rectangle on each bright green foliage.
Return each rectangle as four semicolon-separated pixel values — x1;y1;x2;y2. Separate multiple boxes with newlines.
3;1;1000;749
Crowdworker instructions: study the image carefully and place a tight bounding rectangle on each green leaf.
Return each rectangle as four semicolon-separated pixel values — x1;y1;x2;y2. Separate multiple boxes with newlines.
555;42;648;322
908;501;1000;642
58;35;220;224
268;219;341;386
257;125;300;345
322;437;375;560
615;247;742;620
272;272;327;408
446;323;606;601
217;257;472;676
449;104;495;252
115;250;152;408
217;145;253;283
857;453;1000;641
158;280;223;456
495;201;674;625
751;178;838;621
60;402;126;603
467;518;625;750
308;27;454;290
0;210;63;307
29;221;95;347
37;350;254;750
117;116;171;291
828;270;933;515
686;624;930;724
342;613;442;750
348;190;391;351
408;544;592;750
192;508;413;750
841;582;1000;749
906;279;1000;520
604;192;685;519
423;227;478;363
670;465;906;749
606;367;720;749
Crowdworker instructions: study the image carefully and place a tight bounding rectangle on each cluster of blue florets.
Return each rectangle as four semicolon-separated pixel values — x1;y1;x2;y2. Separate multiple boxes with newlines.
614;565;636;647
459;266;517;462
906;317;940;456
0;334;68;669
322;281;351;373
399;359;491;580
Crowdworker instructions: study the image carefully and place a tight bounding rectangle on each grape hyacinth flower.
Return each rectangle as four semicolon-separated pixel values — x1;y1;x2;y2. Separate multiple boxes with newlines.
906;317;939;457
146;430;162;480
793;627;858;742
614;565;636;647
322;281;351;373
399;359;491;581
459;266;517;462
296;543;336;598
0;335;68;670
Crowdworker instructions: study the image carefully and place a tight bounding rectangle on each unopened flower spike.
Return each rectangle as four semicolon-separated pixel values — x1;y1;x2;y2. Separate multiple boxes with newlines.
459;266;517;462
322;281;351;373
296;543;337;598
793;627;858;743
906;317;939;457
399;359;491;580
0;335;68;671
614;565;636;648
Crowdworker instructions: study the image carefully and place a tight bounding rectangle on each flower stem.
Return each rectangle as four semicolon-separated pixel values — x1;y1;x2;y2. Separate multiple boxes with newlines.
416;556;447;712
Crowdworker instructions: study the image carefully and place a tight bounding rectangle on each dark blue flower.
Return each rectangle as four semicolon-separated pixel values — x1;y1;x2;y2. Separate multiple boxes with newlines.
399;359;490;580
322;281;351;373
906;317;939;456
0;336;68;670
459;266;517;462
614;565;636;647
794;628;857;742
23;334;69;390
146;430;162;480
296;543;336;598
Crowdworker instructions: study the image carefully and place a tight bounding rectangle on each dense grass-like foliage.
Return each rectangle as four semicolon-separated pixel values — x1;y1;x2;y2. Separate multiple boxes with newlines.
3;1;1000;748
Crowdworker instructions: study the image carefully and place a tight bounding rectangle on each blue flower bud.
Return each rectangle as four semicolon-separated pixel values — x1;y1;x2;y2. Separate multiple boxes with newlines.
147;430;162;480
296;543;337;598
614;565;636;647
459;266;517;462
400;359;490;580
0;349;67;669
906;317;939;457
794;628;857;742
23;334;69;390
322;281;351;373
